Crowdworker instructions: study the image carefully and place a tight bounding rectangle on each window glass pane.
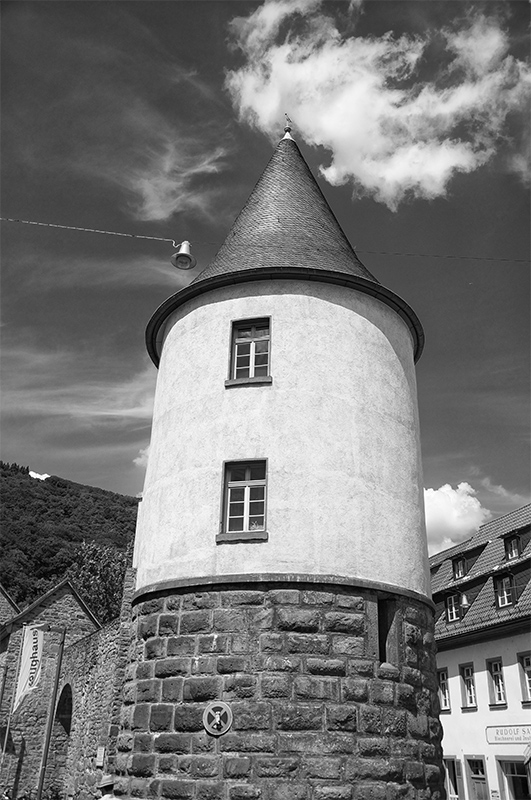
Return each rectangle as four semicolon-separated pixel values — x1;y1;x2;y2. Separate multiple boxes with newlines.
229;467;246;482
236;328;252;340
249;517;265;530
250;486;264;500
236;367;250;379
229;502;245;517
255;340;269;354
229;486;245;500
254;366;268;377
254;354;269;366
255;326;269;338
250;463;266;481
236;342;251;355
249;501;265;516
228;517;244;531
236;354;251;367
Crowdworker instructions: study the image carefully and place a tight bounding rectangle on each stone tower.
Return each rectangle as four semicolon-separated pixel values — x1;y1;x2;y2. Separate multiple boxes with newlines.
115;132;444;799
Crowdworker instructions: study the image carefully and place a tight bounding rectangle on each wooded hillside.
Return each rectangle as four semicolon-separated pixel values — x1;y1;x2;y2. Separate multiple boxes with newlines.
0;461;139;621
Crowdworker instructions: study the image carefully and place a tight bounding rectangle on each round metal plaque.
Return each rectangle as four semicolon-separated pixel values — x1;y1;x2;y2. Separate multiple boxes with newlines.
203;701;233;736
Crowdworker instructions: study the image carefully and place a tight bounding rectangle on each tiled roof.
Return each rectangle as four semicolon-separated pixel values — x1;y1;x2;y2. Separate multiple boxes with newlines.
191;136;378;286
430;504;531;642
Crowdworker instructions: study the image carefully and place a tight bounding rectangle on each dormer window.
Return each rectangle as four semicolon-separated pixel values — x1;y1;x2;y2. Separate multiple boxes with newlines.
495;575;515;608
446;594;460;622
505;536;520;561
453;558;465;579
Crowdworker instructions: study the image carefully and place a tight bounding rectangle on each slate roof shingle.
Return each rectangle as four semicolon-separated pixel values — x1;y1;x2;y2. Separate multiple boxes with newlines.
430;504;531;643
191;136;378;285
145;134;425;366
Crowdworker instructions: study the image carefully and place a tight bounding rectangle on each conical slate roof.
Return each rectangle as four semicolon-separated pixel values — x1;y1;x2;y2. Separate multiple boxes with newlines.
192;135;378;286
146;135;424;366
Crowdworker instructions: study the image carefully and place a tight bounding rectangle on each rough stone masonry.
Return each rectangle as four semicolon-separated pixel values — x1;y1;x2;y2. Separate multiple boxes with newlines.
112;582;443;800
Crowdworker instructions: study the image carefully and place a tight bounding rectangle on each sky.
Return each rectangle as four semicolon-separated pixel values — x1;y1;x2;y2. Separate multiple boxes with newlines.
1;0;529;555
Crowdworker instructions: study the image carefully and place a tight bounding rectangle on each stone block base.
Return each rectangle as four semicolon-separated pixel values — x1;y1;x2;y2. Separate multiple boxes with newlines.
113;581;444;800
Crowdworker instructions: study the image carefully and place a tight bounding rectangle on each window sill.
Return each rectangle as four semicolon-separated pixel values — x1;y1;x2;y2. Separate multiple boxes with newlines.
225;376;273;387
217;531;268;544
460;706;477;713
439;708;451;714
521;700;531;708
488;702;507;710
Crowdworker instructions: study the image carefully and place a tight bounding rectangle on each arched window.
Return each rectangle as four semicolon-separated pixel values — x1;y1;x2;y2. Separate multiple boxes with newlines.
55;683;72;735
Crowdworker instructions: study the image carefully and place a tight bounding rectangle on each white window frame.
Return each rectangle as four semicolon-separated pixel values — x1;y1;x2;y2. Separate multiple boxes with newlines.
487;659;506;705
517;652;531;703
505;536;519;561
460;664;477;708
438;668;451;711
496;575;514;608
446;594;460;623
230;319;271;381
218;460;268;543
453;558;465;579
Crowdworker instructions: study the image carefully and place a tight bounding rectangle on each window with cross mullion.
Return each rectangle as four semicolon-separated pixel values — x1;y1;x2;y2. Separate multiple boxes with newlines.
226;462;266;533
233;320;270;380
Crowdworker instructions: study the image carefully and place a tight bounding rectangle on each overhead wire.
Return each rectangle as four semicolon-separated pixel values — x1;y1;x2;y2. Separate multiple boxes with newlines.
0;216;528;263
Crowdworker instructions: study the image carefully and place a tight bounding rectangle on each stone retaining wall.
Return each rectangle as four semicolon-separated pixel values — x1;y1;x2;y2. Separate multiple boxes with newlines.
113;582;444;800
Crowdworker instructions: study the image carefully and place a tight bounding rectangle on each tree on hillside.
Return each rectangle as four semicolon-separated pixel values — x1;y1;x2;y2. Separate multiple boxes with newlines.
67;539;134;625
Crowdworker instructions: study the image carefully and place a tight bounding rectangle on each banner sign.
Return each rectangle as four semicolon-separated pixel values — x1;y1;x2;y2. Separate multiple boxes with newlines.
486;725;531;744
13;626;45;712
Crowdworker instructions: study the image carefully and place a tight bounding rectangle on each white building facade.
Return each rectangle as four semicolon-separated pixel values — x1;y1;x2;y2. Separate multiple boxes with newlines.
430;505;531;800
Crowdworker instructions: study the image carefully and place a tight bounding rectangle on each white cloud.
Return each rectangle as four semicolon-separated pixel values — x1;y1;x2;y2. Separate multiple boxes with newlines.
133;446;150;469
424;482;492;555
29;471;51;481
226;2;530;209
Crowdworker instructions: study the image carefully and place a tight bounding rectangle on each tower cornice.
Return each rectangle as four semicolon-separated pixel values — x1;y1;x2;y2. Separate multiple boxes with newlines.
146;267;425;367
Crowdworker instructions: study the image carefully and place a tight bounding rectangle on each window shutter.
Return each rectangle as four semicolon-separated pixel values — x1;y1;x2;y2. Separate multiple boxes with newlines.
455;761;465;800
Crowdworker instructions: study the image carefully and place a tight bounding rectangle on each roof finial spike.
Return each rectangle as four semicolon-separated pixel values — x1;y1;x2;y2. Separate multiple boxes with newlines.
283;113;294;140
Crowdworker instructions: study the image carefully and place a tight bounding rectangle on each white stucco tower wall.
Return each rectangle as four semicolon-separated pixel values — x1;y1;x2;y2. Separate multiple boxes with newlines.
133;134;430;605
134;278;428;597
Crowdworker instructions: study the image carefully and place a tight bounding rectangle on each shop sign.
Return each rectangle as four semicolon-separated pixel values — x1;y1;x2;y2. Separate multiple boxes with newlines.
486;725;531;744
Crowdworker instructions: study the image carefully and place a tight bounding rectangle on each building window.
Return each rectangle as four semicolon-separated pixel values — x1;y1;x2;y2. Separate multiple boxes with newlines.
518;652;531;703
466;759;488;800
505;536;520;561
438;668;451;711
444;759;464;800
453;558;465;579
460;664;477;709
229;319;271;382
487;659;506;705
446;594;460;622
499;761;529;800
495;575;515;607
218;461;267;543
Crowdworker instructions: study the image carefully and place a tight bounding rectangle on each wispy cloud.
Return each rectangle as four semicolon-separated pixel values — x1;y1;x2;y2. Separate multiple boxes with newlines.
226;1;530;209
4;250;195;291
5;7;231;222
1;344;156;426
72;98;230;222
